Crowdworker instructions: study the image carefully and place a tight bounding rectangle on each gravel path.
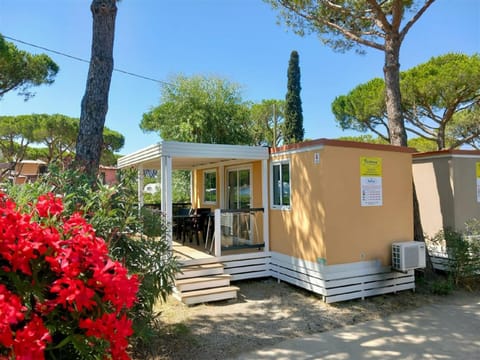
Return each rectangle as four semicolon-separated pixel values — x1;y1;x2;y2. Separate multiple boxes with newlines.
134;278;465;360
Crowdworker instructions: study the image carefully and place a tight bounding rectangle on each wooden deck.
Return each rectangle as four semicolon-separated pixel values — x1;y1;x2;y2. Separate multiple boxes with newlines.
172;240;265;263
173;241;213;262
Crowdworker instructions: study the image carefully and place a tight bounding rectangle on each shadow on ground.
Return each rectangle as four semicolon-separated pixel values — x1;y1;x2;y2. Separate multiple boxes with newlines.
134;278;472;360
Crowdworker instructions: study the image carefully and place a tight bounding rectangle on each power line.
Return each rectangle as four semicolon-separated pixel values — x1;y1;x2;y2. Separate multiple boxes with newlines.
2;34;173;86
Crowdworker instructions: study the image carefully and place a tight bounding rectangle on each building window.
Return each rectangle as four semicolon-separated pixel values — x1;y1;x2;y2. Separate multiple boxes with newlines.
272;161;290;209
204;170;217;203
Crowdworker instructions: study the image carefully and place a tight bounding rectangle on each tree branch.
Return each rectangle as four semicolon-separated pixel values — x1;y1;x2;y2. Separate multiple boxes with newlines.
390;0;404;32
449;130;480;149
405;125;434;139
323;1;347;12
366;117;390;140
369;125;390;141
417;103;443;125
457;101;479;112
278;0;385;51
405;114;437;135
400;0;437;42
313;17;385;50
441;104;459;126
365;0;392;32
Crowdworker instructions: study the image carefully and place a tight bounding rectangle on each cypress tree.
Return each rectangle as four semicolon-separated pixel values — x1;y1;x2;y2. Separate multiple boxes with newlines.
284;50;304;144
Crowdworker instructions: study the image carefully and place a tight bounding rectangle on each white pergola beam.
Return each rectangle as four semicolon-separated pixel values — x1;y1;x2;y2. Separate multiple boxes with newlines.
161;155;173;246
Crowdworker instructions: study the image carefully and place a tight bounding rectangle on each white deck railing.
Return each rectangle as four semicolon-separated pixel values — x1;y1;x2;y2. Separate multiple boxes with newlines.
211;208;264;257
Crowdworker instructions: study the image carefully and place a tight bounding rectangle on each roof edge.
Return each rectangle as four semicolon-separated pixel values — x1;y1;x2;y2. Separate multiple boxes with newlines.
270;138;417;154
413;149;480;158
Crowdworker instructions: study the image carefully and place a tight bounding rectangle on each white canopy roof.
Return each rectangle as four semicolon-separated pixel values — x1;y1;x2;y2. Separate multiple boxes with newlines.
117;141;269;170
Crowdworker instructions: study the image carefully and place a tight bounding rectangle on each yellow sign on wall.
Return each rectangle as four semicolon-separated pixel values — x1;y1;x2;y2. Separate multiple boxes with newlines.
476;162;480;178
360;157;382;177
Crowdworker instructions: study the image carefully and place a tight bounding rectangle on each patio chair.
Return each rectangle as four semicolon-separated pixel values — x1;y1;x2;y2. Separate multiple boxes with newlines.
175;207;192;242
184;208;211;246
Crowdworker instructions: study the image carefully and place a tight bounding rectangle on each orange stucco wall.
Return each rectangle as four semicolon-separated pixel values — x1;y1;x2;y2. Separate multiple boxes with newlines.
251;161;263;209
269;143;413;266
322;146;413;266
268;150;328;262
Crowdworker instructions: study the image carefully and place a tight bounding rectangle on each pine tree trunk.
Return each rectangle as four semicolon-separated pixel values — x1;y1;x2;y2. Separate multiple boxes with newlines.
413;180;434;271
413;181;425;243
383;35;407;147
437;124;446;150
383;35;432;269
75;0;117;179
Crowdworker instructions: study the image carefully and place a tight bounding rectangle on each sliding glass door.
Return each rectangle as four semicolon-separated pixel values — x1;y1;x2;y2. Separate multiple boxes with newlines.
227;168;251;210
224;168;252;246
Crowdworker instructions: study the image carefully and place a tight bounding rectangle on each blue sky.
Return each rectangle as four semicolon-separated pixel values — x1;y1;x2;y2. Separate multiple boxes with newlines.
1;0;479;155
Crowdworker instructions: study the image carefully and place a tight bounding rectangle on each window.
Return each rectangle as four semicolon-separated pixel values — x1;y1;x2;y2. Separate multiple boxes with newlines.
272;161;290;208
203;171;217;203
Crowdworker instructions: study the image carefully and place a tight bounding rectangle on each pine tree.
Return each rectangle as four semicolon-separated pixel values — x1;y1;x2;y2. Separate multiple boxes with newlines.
284;50;304;144
75;0;117;180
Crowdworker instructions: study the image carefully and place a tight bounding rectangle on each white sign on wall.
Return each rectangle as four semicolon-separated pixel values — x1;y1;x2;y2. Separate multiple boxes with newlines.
361;177;383;206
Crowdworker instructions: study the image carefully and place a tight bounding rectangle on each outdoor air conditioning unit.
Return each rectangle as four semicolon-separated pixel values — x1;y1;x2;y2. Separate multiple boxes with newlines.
392;242;426;272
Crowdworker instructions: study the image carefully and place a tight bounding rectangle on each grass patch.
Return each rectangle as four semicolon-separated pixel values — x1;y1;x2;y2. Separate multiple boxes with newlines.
164;322;192;337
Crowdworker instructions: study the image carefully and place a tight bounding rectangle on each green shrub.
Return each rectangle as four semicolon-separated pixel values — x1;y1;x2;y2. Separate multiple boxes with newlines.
172;170;191;202
141;206;165;237
431;222;480;286
429;277;454;295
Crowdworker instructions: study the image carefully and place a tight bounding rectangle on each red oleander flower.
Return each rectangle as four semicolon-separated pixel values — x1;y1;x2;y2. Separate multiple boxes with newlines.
49;277;97;312
0;285;26;324
89;259;139;312
0;200;59;275
80;313;133;360
36;192;63;218
12;315;52;360
0;285;27;347
0;192;138;359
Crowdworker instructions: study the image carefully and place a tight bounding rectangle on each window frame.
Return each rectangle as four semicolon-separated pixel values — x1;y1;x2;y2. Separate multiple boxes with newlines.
203;170;217;204
270;160;291;210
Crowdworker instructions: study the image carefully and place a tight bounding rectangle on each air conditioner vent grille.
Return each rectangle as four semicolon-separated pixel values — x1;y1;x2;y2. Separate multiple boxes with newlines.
392;242;426;272
404;246;420;268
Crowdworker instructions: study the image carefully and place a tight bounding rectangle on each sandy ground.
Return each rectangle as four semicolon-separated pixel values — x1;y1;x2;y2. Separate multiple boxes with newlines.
129;277;474;360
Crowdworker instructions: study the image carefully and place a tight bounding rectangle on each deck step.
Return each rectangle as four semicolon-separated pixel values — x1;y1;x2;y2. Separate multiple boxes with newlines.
175;274;232;292
174;286;239;306
176;263;224;279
